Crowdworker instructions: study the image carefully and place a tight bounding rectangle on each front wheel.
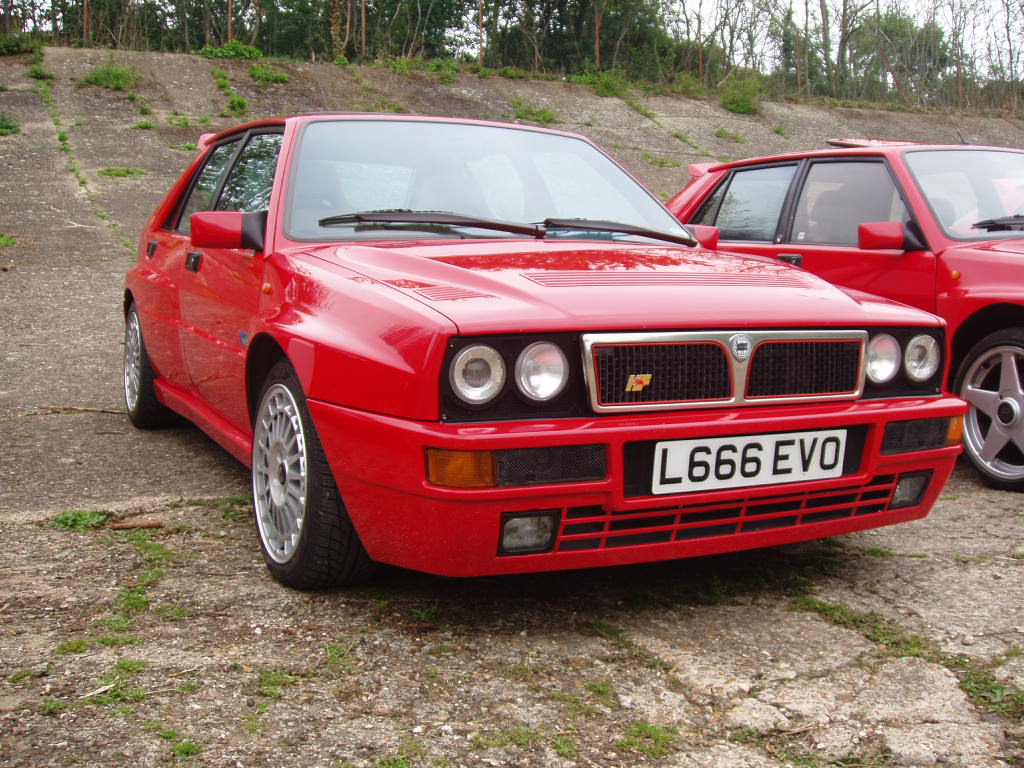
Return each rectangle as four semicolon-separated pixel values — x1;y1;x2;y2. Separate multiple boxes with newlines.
955;328;1024;491
251;359;376;588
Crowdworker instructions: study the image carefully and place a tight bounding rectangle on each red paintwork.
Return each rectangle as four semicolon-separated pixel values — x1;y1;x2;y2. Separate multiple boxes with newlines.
666;143;1024;384
191;211;246;249
125;116;966;578
859;221;905;251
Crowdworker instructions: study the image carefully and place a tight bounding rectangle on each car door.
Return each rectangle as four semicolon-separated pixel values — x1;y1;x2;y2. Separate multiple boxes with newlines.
689;158;937;314
178;131;283;433
144;137;243;389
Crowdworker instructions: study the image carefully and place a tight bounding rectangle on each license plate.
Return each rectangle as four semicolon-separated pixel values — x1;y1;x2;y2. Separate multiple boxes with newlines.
651;429;847;495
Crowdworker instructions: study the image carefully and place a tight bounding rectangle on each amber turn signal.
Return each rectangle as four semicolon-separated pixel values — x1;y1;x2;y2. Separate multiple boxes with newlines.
426;448;496;488
947;415;964;446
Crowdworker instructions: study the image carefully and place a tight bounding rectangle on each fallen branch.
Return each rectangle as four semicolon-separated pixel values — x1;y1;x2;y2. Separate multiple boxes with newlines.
37;405;127;415
78;683;115;700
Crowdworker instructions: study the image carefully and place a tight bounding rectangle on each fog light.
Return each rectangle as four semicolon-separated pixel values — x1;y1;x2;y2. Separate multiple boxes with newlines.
890;470;932;509
947;415;964;446
426;448;496;488
500;511;559;555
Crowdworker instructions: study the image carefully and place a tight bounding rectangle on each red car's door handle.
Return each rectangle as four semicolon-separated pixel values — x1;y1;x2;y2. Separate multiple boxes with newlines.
185;251;203;272
778;253;803;267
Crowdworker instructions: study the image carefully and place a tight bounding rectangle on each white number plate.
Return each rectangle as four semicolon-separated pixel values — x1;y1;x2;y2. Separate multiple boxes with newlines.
652;429;847;495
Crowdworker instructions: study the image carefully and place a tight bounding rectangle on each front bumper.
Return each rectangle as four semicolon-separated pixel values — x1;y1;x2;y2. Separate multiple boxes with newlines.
308;396;965;577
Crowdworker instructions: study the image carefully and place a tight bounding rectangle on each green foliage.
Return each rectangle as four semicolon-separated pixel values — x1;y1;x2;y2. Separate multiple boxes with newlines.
0;33;41;55
257;668;299;698
641;152;681;168
132;120;156;130
512;98;560;125
333;55;349;67
0;113;19;136
720;77;761;114
56;637;89;655
250;62;289;83
40;697;67;714
155;603;188;621
198;40;262;60
99;167;146;179
82;60;140;91
226;94;249;116
171;741;203;758
48;509;108;530
114;586;150;614
617;721;678;758
772;124;789;138
27;64;55;80
93;614;134;632
714;128;747;143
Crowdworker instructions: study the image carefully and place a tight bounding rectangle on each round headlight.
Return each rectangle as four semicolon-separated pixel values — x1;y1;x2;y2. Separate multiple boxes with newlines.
450;345;505;405
515;342;569;401
904;334;940;382
866;333;901;384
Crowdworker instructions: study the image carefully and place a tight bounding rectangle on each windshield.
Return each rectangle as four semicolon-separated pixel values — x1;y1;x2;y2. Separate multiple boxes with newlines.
904;149;1024;240
285;119;685;242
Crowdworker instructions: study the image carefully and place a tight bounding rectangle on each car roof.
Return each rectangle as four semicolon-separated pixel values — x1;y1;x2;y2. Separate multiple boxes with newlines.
197;113;592;151
702;140;1024;174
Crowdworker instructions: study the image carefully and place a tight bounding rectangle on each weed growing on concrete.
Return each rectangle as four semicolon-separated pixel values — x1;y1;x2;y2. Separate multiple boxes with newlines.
48;509;108;530
256;667;299;698
56;638;89;655
0;233;16;247
641;152;681;168
512;98;560;125
99;167;146;179
714;127;747;143
82;60;140;90
617;721;677;758
0;113;19;135
250;62;289;83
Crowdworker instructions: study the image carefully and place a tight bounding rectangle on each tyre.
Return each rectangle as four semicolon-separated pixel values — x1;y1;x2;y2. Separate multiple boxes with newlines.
251;359;376;588
123;303;179;428
955;328;1024;491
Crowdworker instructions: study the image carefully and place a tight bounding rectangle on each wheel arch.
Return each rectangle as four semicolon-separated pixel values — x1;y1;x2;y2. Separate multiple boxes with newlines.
950;303;1024;385
246;333;288;425
123;289;135;318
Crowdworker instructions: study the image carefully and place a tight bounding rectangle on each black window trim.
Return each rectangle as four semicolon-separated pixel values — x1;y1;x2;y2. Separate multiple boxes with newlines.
165;127;284;234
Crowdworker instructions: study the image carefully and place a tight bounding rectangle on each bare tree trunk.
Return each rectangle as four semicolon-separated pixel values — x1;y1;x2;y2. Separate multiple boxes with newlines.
250;0;262;46
360;0;366;57
227;0;233;41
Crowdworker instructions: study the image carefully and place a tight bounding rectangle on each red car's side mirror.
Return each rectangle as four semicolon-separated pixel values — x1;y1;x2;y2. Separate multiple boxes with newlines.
685;224;720;251
190;210;266;252
858;221;925;252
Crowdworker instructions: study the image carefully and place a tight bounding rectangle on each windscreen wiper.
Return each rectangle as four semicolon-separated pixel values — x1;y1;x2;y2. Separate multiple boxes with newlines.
972;215;1024;231
318;209;546;238
542;218;696;246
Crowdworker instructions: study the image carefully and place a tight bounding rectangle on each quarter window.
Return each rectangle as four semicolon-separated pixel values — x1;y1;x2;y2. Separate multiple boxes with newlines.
175;140;239;234
791;162;907;245
694;165;796;241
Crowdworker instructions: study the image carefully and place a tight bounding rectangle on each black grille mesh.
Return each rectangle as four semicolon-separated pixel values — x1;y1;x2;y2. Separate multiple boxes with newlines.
594;343;730;405
496;445;606;487
747;340;861;397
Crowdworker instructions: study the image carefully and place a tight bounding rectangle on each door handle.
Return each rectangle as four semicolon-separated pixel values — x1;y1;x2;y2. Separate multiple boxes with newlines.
185;250;202;272
778;252;803;267
146;241;157;259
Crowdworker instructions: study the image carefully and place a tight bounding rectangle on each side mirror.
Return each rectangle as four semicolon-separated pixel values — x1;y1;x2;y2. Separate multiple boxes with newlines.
858;221;924;252
685;224;720;251
190;210;267;252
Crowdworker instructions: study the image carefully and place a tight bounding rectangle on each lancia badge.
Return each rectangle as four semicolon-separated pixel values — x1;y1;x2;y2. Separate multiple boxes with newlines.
625;373;653;392
729;334;752;361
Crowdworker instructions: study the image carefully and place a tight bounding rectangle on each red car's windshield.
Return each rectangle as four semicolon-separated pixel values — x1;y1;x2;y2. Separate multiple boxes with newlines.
285;119;684;242
905;148;1024;240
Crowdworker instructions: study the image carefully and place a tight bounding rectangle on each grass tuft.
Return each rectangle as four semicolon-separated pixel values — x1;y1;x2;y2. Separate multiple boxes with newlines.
82;60;140;91
48;509;108;531
512;98;560;125
99;167;145;179
0;113;20;135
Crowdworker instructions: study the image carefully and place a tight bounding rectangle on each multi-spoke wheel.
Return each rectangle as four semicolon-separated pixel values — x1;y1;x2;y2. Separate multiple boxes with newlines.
251;359;376;588
956;328;1024;491
123;302;177;428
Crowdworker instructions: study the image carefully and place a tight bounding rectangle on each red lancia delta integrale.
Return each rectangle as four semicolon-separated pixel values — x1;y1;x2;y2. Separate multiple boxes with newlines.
668;139;1024;492
124;117;966;589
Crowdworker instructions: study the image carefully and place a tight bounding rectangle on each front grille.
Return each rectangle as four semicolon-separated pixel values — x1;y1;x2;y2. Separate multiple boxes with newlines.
594;343;729;405
747;340;861;397
583;330;866;413
556;475;897;552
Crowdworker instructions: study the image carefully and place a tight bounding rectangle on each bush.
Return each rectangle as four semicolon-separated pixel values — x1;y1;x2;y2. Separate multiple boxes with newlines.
333;55;349;67
0;113;20;136
197;40;262;60
720;77;760;115
249;62;288;84
82;60;140;91
226;94;248;116
593;69;627;98
27;64;55;80
0;34;40;55
512;98;560;125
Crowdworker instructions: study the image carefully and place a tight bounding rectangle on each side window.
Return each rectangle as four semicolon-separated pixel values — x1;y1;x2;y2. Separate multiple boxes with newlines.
791;161;908;246
175;140;239;234
217;133;283;212
695;165;796;241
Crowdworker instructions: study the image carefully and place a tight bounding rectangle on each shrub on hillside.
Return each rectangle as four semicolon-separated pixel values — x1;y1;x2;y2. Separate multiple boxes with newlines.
0;33;41;55
720;77;760;115
82;60;140;90
198;40;262;60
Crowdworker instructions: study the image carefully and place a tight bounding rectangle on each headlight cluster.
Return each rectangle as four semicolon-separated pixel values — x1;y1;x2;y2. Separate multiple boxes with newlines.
449;340;570;406
865;332;940;385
